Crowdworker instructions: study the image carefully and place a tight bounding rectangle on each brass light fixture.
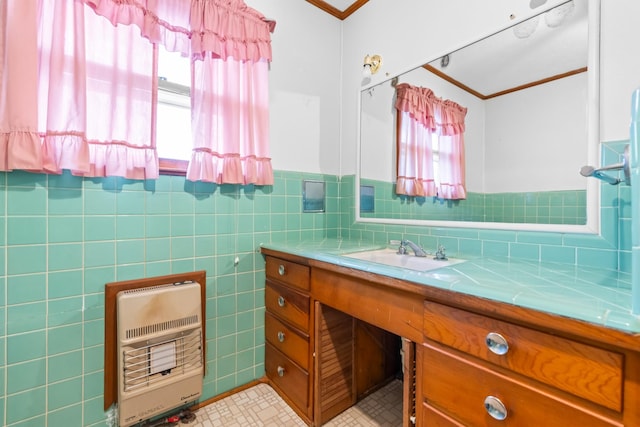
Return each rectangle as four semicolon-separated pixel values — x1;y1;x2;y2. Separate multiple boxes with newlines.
363;54;382;76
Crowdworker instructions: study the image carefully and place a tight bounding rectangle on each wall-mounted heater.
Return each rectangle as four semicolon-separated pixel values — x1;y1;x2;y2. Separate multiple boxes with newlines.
117;282;203;427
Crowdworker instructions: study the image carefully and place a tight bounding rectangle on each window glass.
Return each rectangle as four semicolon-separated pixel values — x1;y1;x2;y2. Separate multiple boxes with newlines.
157;48;192;165
432;133;440;189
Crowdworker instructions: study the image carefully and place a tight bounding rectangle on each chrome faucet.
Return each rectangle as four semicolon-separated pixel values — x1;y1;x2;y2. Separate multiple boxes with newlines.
434;245;447;261
399;239;427;257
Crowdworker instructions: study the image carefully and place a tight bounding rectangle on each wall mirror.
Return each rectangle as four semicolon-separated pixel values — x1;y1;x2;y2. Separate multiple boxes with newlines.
356;0;600;233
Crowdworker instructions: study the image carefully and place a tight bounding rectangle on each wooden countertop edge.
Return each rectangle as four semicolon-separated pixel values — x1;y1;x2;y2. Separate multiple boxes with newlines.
260;247;640;352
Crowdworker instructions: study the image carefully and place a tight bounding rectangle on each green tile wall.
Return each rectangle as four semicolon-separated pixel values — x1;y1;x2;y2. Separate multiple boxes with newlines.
0;170;337;426
0;141;630;425
359;178;587;225
343;140;630;273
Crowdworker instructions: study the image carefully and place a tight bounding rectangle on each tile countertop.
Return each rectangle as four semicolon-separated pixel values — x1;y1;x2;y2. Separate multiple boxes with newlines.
260;239;640;334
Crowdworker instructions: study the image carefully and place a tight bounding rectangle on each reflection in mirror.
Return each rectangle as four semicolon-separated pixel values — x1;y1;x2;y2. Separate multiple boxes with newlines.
357;0;599;233
303;180;326;213
360;185;375;213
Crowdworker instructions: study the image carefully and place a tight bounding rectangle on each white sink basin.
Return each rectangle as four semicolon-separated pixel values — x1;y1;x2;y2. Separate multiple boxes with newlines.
342;248;466;272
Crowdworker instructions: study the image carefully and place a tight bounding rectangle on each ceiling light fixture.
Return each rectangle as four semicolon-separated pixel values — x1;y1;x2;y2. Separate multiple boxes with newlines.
363;54;382;77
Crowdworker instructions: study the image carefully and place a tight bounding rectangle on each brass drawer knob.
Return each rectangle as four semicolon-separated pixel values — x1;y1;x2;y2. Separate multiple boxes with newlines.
485;332;509;355
277;366;285;377
278;264;286;276
277;296;286;307
277;331;285;342
484;395;507;420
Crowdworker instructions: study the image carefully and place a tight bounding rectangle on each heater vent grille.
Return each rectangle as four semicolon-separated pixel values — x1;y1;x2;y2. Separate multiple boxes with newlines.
122;331;202;392
116;281;203;427
125;314;199;339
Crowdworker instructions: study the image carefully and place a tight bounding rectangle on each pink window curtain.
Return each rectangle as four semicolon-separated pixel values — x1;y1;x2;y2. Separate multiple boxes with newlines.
186;0;274;185
87;0;276;185
1;0;274;183
1;0;158;179
0;0;42;171
394;83;467;199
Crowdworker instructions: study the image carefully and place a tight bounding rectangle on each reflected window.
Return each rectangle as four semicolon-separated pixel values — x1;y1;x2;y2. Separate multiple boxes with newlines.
395;83;466;200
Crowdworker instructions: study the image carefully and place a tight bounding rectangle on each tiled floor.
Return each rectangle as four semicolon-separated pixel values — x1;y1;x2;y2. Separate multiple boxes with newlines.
187;380;403;426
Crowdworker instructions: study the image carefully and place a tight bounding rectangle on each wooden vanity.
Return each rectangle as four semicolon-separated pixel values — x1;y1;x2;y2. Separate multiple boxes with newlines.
262;247;640;426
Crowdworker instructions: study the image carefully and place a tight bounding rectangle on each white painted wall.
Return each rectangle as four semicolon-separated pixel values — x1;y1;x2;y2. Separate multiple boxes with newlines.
246;0;343;175
484;74;587;193
600;1;640;142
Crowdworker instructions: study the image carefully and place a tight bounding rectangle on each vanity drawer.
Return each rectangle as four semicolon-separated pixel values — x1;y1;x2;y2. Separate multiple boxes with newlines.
266;281;310;332
265;342;309;412
420;402;464;427
265;311;309;370
421;344;619;427
265;256;310;291
423;301;623;411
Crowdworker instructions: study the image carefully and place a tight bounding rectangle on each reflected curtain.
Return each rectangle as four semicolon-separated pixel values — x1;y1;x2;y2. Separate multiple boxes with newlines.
1;0;275;183
394;83;467;199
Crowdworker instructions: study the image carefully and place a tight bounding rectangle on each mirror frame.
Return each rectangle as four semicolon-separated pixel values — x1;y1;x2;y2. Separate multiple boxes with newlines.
355;0;600;234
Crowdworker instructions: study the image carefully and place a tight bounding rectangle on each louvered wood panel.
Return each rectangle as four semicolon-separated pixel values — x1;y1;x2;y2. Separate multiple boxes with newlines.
315;303;355;424
402;338;416;427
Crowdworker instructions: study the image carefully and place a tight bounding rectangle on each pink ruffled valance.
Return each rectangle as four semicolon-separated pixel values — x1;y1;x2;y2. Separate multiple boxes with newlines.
82;0;275;61
82;0;193;54
395;83;467;135
191;0;275;61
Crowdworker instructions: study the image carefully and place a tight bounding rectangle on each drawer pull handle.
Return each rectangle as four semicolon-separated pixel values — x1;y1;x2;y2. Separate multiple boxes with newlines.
277;331;285;342
278;264;286;276
486;332;509;355
277;366;285;377
277;296;286;307
484;395;507;420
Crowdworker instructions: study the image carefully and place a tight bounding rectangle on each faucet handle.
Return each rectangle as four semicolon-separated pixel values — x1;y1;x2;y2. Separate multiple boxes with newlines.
435;245;448;260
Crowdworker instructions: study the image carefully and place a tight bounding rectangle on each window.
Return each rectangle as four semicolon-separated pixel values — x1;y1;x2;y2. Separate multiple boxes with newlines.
157;48;192;175
394;83;467;200
3;1;274;183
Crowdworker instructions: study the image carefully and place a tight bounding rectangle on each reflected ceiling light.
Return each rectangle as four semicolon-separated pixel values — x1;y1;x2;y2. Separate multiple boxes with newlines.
513;15;540;38
529;0;547;9
513;0;574;39
363;54;382;77
545;1;575;27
